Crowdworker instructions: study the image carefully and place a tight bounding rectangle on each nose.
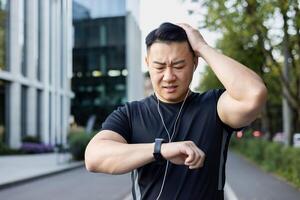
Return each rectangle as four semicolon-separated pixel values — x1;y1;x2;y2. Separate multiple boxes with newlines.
162;67;176;82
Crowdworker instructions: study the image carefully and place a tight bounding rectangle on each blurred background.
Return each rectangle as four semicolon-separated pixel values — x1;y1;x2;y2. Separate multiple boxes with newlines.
0;0;299;200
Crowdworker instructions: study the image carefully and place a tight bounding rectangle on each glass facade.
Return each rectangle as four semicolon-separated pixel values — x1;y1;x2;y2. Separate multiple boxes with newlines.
21;85;27;138
0;0;73;148
0;80;5;142
20;0;26;76
72;16;126;128
0;0;7;71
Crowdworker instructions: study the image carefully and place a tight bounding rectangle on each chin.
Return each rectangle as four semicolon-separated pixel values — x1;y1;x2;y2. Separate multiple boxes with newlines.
161;94;184;103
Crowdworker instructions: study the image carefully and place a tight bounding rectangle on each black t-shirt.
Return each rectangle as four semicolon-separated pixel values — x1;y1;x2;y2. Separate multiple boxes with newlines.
101;89;243;200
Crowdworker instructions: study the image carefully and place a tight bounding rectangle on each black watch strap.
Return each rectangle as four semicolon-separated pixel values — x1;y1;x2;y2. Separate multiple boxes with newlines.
153;138;166;163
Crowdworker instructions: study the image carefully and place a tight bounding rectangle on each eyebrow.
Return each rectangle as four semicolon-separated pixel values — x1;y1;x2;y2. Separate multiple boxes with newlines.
153;60;185;65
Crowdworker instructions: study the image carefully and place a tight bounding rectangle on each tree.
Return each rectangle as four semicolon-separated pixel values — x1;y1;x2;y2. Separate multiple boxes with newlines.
189;0;300;144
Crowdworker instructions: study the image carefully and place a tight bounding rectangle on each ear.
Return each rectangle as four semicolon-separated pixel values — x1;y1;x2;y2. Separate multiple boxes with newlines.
145;56;149;68
193;56;198;71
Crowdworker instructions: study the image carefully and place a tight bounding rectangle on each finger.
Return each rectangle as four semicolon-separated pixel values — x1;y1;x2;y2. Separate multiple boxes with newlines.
196;149;205;168
189;148;205;169
176;23;191;28
186;146;201;166
184;147;196;164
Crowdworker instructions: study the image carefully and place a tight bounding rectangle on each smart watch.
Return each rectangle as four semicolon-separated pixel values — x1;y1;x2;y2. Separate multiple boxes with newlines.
153;138;166;163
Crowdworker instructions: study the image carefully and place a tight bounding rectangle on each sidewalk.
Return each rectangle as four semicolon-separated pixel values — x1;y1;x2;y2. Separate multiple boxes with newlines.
0;153;84;189
226;151;300;200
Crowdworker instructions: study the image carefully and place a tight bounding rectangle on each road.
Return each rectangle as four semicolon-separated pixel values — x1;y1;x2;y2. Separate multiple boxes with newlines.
1;151;299;200
0;167;131;200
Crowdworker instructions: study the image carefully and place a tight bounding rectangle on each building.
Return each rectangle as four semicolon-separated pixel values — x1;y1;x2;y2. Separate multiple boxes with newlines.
72;0;143;129
0;0;73;148
72;1;90;21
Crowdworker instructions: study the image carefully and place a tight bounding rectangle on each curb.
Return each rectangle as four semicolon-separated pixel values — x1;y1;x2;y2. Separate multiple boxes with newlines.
0;162;84;190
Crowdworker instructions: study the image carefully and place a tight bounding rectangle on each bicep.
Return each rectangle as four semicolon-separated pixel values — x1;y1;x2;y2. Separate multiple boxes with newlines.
217;91;263;129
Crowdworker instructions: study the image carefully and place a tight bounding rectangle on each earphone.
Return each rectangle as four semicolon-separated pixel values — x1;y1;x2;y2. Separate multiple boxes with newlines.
154;65;195;200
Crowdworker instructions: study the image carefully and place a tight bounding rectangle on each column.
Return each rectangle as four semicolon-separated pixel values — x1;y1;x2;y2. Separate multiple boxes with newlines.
39;0;50;144
126;1;144;101
8;0;22;148
24;0;38;137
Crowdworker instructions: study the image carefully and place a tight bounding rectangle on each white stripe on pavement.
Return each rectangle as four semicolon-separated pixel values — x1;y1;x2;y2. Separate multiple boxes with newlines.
225;182;239;200
123;182;238;200
123;193;132;200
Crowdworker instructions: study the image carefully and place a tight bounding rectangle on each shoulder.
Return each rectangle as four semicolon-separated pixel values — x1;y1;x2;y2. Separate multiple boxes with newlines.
125;95;155;111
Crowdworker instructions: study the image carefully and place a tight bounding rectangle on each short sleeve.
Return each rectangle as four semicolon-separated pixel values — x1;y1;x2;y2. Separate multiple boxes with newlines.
100;104;131;143
214;88;246;133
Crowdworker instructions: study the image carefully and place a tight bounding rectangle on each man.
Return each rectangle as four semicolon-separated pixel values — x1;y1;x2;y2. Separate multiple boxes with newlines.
85;22;267;200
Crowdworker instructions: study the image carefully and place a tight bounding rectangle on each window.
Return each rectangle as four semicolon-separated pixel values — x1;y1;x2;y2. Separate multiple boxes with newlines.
36;89;42;138
0;0;8;71
20;0;26;75
100;53;106;74
99;24;106;46
21;85;27;138
0;80;6;142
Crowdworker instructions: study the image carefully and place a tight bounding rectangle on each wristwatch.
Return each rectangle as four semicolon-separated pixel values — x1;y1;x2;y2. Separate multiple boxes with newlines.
153;138;166;163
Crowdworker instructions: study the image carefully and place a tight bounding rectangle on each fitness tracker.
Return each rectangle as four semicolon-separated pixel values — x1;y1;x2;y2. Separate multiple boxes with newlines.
153;138;166;163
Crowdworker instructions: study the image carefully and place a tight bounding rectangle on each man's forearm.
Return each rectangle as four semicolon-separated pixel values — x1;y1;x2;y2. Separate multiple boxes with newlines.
85;140;155;175
199;44;266;101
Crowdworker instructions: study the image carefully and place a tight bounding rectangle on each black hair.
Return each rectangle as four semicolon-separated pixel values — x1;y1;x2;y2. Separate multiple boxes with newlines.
145;22;193;53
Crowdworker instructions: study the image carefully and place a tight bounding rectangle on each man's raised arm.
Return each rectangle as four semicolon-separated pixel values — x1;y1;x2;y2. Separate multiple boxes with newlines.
178;23;267;129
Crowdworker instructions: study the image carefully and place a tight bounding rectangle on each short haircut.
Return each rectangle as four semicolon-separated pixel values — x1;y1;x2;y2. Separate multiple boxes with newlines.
145;22;194;54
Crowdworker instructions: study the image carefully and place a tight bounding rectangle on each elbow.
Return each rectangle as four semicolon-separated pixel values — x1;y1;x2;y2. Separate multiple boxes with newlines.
85;160;97;173
84;154;99;173
84;147;104;173
245;85;268;114
84;155;122;175
255;84;268;105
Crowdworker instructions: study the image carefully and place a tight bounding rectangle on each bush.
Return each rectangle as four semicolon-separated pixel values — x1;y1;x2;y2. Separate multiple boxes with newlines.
68;132;92;161
22;135;40;144
0;141;22;155
230;135;300;189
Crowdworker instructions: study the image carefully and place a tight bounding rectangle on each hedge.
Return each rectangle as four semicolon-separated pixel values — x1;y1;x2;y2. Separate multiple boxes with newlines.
68;131;92;161
230;131;300;188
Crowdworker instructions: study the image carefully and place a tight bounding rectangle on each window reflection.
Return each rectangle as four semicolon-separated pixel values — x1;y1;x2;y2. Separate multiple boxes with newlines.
0;0;7;71
72;16;127;129
0;80;5;142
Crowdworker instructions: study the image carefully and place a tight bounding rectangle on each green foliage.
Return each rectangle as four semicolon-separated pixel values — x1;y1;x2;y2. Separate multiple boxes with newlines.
68;131;92;161
230;136;300;188
22;135;40;144
0;141;22;155
194;0;300;135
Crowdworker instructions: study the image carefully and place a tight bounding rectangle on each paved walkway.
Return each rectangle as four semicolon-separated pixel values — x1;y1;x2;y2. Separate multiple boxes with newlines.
226;151;300;200
0;153;84;189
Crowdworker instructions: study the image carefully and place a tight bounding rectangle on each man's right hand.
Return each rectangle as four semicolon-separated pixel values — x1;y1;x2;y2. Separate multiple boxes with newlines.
160;141;206;169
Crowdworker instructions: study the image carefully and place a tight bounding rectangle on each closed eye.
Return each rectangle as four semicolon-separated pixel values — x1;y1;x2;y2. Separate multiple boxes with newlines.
154;66;165;70
174;65;184;69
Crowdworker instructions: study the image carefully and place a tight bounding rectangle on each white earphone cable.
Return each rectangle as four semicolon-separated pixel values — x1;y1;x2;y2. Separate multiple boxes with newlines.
155;89;190;200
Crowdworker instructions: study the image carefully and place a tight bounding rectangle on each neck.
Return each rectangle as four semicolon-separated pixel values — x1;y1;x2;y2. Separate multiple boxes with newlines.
155;89;191;104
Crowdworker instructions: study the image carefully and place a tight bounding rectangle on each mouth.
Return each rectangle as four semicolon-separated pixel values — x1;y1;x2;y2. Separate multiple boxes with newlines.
162;85;178;93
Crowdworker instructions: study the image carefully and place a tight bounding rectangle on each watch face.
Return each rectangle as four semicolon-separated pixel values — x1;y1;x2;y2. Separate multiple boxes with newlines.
154;138;165;163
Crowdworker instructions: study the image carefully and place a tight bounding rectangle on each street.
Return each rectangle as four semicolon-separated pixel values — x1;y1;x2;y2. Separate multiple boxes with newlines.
1;152;300;200
0;167;131;200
